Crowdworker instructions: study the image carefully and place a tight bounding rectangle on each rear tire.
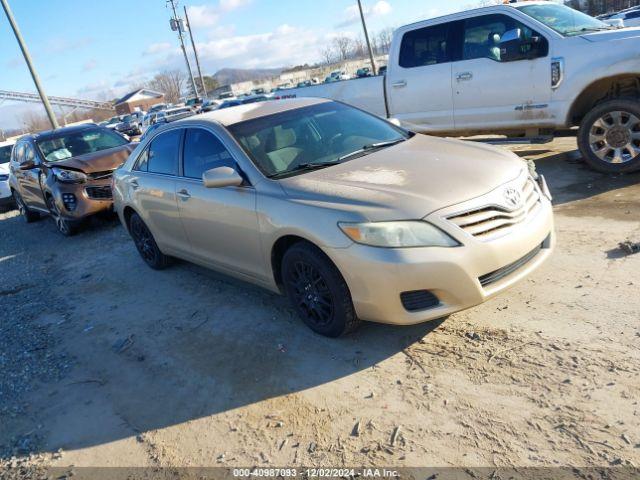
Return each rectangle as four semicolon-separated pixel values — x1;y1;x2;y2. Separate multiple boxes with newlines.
578;99;640;173
128;212;171;270
281;242;360;337
13;190;40;223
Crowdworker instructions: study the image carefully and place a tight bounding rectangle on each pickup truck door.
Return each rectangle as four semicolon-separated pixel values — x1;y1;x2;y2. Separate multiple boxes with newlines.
451;13;551;132
386;22;456;132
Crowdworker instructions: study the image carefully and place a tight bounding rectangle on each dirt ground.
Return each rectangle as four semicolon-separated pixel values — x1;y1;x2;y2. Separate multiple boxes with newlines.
0;137;639;475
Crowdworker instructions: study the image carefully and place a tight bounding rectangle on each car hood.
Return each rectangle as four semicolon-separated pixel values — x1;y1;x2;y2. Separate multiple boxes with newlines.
581;27;640;42
47;144;135;173
278;135;526;221
0;163;9;175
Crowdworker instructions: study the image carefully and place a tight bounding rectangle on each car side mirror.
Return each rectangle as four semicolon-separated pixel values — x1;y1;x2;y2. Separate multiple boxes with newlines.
499;28;547;62
19;159;36;170
202;166;243;188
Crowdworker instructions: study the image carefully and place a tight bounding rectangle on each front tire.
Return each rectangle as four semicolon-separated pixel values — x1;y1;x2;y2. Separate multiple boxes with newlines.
128;213;171;270
46;195;79;236
578;99;640;173
282;242;360;337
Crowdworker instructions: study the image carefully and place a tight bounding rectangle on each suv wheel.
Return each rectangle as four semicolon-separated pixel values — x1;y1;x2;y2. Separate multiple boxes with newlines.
46;196;79;236
578;99;640;173
13;190;40;223
128;213;171;270
281;242;360;337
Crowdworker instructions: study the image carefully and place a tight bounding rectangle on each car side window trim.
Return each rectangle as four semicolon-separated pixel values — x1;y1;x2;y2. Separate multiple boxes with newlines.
134;127;184;177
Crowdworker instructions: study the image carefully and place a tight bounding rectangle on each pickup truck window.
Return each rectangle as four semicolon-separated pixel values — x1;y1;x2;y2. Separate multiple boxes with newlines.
399;23;453;68
517;3;611;36
463;14;537;62
0;145;12;165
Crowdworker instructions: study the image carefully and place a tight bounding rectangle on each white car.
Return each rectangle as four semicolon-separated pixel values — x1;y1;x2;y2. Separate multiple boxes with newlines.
280;2;640;174
600;7;640;27
0;140;15;208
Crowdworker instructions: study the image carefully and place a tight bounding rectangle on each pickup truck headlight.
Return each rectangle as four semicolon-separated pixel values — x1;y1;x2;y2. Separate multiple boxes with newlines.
339;221;460;248
52;167;87;184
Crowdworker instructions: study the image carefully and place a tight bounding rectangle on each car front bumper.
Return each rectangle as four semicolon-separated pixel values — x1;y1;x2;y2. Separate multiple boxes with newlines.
325;196;554;325
52;178;114;220
0;180;13;205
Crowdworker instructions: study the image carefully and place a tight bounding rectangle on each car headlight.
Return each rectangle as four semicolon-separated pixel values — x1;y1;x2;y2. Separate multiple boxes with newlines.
339;221;460;248
52;167;87;184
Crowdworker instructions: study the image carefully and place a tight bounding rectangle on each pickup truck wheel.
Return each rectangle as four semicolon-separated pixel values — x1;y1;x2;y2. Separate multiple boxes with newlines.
46;196;79;236
128;213;171;270
578;100;640;173
282;242;360;337
13;191;40;223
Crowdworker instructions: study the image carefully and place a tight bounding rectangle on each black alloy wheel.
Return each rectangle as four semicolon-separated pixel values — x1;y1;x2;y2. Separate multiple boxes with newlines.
128;213;171;270
282;242;360;337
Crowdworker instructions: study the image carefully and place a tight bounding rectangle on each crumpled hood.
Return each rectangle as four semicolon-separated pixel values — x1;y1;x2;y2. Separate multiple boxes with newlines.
47;144;135;173
581;27;640;42
279;134;525;221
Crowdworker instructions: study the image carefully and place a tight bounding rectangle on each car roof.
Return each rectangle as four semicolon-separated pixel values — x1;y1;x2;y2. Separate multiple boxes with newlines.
17;124;101;143
193;97;331;127
0;139;16;148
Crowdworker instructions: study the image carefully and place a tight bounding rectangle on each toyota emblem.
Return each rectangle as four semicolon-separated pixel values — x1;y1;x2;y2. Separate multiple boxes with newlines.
504;187;521;209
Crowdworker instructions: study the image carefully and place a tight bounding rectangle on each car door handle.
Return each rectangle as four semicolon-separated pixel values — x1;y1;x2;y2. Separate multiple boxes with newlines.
177;189;191;199
391;80;407;88
456;72;473;82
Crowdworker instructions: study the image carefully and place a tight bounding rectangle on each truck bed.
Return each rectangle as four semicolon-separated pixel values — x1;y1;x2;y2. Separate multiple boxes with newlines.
273;76;387;118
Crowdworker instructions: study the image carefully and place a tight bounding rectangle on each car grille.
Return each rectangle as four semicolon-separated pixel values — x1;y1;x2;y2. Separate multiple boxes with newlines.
87;170;114;181
447;178;541;241
479;244;542;288
85;185;112;200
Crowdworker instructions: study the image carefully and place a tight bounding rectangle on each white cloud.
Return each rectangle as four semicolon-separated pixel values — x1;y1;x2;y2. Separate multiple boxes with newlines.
219;0;251;12
144;42;174;55
186;5;220;28
337;0;392;28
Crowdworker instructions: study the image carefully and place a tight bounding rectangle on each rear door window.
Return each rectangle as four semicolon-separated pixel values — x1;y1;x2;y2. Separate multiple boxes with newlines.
183;129;235;179
146;129;182;176
399;22;453;68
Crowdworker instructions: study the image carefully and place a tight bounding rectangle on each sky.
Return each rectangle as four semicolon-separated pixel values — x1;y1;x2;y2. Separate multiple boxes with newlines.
0;0;474;130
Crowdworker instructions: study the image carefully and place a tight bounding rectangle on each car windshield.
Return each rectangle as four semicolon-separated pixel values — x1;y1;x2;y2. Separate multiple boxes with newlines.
37;128;128;162
122;115;134;122
0;145;12;164
228;102;410;178
518;3;613;36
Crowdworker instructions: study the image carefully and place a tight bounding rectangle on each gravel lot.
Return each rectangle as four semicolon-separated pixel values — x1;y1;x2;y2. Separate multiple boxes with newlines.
0;137;639;475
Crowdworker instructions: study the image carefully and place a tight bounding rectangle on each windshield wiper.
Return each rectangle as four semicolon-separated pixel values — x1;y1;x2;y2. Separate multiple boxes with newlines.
269;161;341;179
338;138;406;162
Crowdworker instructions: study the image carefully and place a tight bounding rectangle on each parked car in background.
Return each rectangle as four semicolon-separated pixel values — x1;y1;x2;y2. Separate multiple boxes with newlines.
598;6;640;27
116;111;145;136
9;124;135;235
148;103;169;113
186;97;204;112
156;106;196;123
324;70;350;83
0;140;15;208
113;98;553;337
104;115;124;130
200;99;223;113
278;2;640;174
217;95;270;110
356;67;372;78
296;79;320;88
378;65;387;75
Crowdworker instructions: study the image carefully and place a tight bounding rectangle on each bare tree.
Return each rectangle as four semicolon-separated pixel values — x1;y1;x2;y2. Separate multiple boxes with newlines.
146;70;186;104
332;35;355;61
21;111;55;133
320;46;337;66
375;28;394;55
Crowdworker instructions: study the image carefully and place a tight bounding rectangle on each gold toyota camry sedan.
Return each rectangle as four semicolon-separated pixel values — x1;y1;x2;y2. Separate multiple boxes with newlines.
113;98;554;337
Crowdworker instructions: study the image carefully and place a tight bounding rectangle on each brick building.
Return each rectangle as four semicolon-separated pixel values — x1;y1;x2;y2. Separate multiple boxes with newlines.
114;89;165;115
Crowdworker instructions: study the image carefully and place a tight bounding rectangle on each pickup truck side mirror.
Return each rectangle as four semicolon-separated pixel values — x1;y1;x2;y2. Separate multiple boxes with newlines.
19;159;36;170
499;28;548;62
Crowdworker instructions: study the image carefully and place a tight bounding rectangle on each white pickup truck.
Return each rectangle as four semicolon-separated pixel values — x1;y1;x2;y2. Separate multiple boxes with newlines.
276;1;640;173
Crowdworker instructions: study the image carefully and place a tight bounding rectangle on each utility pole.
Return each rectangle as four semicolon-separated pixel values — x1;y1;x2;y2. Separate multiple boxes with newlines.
357;0;377;76
183;6;207;99
167;0;199;99
1;0;59;129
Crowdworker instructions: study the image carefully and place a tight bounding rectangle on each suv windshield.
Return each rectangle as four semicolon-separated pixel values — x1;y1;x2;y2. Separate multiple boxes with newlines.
228;102;410;178
518;3;613;36
0;145;12;165
37;128;128;162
